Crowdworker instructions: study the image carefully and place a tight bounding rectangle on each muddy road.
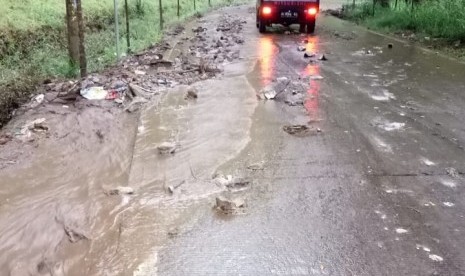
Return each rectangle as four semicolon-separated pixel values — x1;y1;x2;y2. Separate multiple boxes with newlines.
1;0;465;275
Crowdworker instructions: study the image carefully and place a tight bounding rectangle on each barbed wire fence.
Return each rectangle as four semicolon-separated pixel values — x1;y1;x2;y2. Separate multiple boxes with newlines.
114;0;236;60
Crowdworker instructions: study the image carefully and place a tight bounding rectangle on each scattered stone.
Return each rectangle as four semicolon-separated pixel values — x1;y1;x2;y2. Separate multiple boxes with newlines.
185;87;198;100
310;75;324;80
167;180;185;194
454;40;461;48
297;46;306;52
284;31;291;35
261;86;277;100
429;254;444;262
124;97;149;113
318;54;328;61
96;130;104;141
443;202;455;207
317;128;322;133
214;174;233;186
304;52;316;58
446;167;460;178
283;125;310;135
247;162;264;171
157;142;177;155
105;186;135;195
276;76;289;83
129;83;152;99
30;120;48;133
395;228;408;234
0;134;12;145
134;69;146;75
64;225;88;243
216;196;246;212
225;178;251;190
30;94;45;108
192;26;206;33
16;118;49;142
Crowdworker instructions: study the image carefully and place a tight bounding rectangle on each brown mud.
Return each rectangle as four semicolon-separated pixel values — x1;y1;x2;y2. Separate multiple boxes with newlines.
0;8;248;275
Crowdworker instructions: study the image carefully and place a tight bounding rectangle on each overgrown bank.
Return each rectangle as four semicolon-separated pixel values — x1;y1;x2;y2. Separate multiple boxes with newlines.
0;0;244;127
341;0;465;57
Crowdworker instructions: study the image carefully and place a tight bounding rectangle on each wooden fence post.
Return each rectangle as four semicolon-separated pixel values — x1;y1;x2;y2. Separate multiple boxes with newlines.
125;0;131;53
159;0;164;29
114;0;120;59
76;0;87;77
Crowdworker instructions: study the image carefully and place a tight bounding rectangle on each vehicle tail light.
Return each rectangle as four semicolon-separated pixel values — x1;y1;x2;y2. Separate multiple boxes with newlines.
262;6;272;16
307;8;318;15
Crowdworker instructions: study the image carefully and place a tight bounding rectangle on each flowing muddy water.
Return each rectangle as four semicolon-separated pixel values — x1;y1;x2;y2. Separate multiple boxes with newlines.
0;106;138;275
0;5;257;276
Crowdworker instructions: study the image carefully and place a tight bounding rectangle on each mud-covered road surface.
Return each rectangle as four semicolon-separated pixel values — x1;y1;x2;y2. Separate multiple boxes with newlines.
2;0;465;275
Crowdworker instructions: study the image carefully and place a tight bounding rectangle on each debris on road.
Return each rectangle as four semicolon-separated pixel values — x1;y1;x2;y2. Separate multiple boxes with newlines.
134;70;146;76
446;167;460;178
283;125;312;136
15;118;49;142
185;87;199;100
225;178;251;191
124;97;149;113
247;162;265;171
318;54;328;61
262;86;278;100
63;225;89;243
0;134;12;145
30;94;45;108
167;180;186;194
304;52;316;58
259;77;291;100
310;75;324;80
388;43;393;49
158;142;177;155
215;195;246;212
105;186;135;196
128;83;152;100
80;87;108;100
297;46;306;52
214;175;251;191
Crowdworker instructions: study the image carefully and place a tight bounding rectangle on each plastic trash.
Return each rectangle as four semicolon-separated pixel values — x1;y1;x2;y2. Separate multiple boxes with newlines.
80;87;108;100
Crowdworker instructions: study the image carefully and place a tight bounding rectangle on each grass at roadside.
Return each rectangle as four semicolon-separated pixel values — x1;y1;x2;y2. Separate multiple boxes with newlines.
0;0;247;126
343;0;465;48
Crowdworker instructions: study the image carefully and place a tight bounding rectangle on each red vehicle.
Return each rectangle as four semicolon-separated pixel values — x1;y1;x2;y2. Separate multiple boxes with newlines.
256;0;320;34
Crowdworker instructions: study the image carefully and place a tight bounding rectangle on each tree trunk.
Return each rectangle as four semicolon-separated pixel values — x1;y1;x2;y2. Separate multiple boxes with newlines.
65;0;80;68
159;0;163;30
76;0;87;77
379;0;390;7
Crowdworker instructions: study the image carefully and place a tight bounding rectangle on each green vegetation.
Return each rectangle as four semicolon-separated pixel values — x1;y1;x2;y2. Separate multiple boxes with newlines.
0;0;244;126
0;0;243;84
343;0;465;43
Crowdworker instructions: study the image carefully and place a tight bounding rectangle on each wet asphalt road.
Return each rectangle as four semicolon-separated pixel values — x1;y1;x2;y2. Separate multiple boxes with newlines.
152;3;465;276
